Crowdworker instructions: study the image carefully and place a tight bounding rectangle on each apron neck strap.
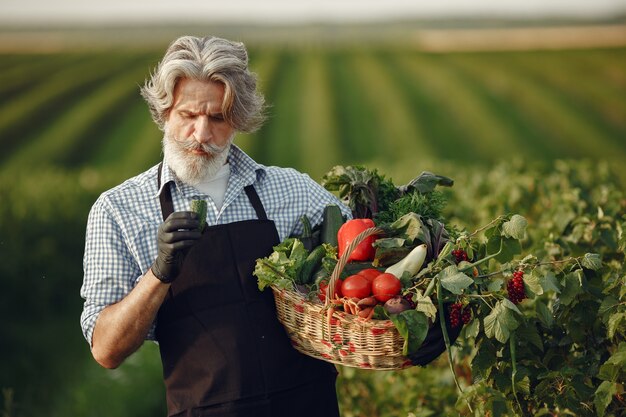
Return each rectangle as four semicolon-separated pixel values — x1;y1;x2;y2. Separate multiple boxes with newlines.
157;162;268;221
244;185;268;221
158;162;175;221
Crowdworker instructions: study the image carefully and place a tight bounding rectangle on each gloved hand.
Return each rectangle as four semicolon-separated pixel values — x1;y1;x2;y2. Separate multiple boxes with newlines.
151;211;202;283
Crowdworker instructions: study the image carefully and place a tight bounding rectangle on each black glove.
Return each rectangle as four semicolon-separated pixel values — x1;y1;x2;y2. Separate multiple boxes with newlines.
408;303;463;366
151;211;202;283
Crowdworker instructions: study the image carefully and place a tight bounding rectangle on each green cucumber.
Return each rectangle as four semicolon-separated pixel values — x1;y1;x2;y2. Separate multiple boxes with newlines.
296;245;326;285
320;204;344;246
190;200;207;232
299;215;315;251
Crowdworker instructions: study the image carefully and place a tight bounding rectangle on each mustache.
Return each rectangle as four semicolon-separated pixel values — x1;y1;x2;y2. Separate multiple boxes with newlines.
177;138;230;155
163;131;231;156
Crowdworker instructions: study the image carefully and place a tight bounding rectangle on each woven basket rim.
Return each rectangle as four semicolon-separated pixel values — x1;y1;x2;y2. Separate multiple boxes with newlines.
271;285;399;329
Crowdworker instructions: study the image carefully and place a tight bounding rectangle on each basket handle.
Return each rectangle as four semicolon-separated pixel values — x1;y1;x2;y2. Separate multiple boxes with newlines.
325;226;385;307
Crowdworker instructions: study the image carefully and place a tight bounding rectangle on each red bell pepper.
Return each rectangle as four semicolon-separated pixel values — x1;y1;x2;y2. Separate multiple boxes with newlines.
337;218;376;262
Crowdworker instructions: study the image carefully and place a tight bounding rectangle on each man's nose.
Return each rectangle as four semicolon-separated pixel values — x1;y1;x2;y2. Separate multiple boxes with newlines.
194;116;212;143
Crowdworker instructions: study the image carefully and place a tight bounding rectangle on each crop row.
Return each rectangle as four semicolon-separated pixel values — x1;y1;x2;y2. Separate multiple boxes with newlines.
0;47;624;182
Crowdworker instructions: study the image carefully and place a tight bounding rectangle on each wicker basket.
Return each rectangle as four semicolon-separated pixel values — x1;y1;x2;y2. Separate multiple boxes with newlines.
271;227;416;370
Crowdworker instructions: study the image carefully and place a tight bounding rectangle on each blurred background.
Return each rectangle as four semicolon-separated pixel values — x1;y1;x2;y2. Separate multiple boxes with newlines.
1;1;625;416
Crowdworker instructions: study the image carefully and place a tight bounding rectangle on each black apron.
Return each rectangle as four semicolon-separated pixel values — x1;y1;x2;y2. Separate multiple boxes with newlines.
154;166;339;417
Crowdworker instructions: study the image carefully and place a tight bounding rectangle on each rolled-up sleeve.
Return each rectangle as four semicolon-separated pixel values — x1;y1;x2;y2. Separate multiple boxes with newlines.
80;195;144;346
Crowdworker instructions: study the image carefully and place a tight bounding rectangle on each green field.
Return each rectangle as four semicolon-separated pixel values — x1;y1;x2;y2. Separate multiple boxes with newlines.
1;46;625;180
1;41;625;417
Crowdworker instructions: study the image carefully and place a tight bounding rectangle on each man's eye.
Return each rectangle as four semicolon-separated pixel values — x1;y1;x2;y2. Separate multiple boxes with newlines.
210;115;224;122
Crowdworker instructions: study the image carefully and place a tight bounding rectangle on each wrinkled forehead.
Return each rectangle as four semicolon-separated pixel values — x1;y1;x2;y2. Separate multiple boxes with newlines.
171;78;226;109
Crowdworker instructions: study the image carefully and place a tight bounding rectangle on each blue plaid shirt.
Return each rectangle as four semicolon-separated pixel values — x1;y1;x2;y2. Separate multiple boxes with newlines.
80;145;351;345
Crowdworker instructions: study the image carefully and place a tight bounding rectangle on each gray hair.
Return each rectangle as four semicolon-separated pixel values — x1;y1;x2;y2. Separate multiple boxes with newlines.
140;36;266;132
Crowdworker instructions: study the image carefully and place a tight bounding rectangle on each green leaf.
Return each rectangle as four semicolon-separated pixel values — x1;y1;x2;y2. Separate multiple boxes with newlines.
501;214;528;240
515;375;531;395
484;300;520;343
390;310;429;356
598;343;626;381
487;278;504;292
501;297;522;315
554;206;577;234
499;238;522;263
594;380;618;417
372;237;406;248
598;362;619;382
605;342;626;369
599;296;619;316
395;272;414;291
491;399;507;417
559;270;584;306
581;252;602;270
487;236;522;263
253;238;308;291
438;265;474;294
539;270;561;294
471;339;497;380
399;171;454;194
607;313;626;339
535;300;554;328
525;270;544;296
372;245;409;268
414;291;438;320
388;212;426;243
464;316;480;338
516;323;543;351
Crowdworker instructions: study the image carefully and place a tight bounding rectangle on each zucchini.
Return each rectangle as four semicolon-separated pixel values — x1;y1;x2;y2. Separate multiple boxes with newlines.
190;200;208;232
320;204;344;246
299;215;315;251
296;245;326;285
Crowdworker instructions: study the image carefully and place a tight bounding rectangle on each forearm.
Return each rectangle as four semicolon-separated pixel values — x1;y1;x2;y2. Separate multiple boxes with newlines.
91;269;169;369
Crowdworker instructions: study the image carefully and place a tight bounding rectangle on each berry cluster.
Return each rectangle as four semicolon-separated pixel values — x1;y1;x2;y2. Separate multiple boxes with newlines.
452;248;469;264
449;303;472;328
507;270;527;304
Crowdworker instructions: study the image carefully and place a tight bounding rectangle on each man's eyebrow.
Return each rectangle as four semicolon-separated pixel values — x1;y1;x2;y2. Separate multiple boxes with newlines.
177;108;196;114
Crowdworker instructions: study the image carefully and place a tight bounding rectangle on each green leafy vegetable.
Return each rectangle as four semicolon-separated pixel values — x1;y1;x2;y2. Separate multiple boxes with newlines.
321;165;399;219
253;238;309;291
376;189;448;224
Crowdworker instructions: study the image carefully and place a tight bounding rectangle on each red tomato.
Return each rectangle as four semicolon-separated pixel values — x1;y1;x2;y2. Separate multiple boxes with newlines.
318;279;343;302
357;268;383;283
372;273;402;302
341;275;372;299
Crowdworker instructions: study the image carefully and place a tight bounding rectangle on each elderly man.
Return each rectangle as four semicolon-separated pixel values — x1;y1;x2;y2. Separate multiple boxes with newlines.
80;36;350;417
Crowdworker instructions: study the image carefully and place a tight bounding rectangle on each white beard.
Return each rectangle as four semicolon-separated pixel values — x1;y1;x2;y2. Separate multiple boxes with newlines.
162;128;234;186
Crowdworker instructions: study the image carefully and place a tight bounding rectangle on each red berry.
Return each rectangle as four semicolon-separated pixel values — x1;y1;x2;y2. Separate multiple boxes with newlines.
449;303;464;328
452;249;469;264
507;271;526;304
461;307;472;324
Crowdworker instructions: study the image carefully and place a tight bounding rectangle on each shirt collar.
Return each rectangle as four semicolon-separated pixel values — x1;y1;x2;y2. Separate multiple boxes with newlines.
227;144;266;185
154;144;266;199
